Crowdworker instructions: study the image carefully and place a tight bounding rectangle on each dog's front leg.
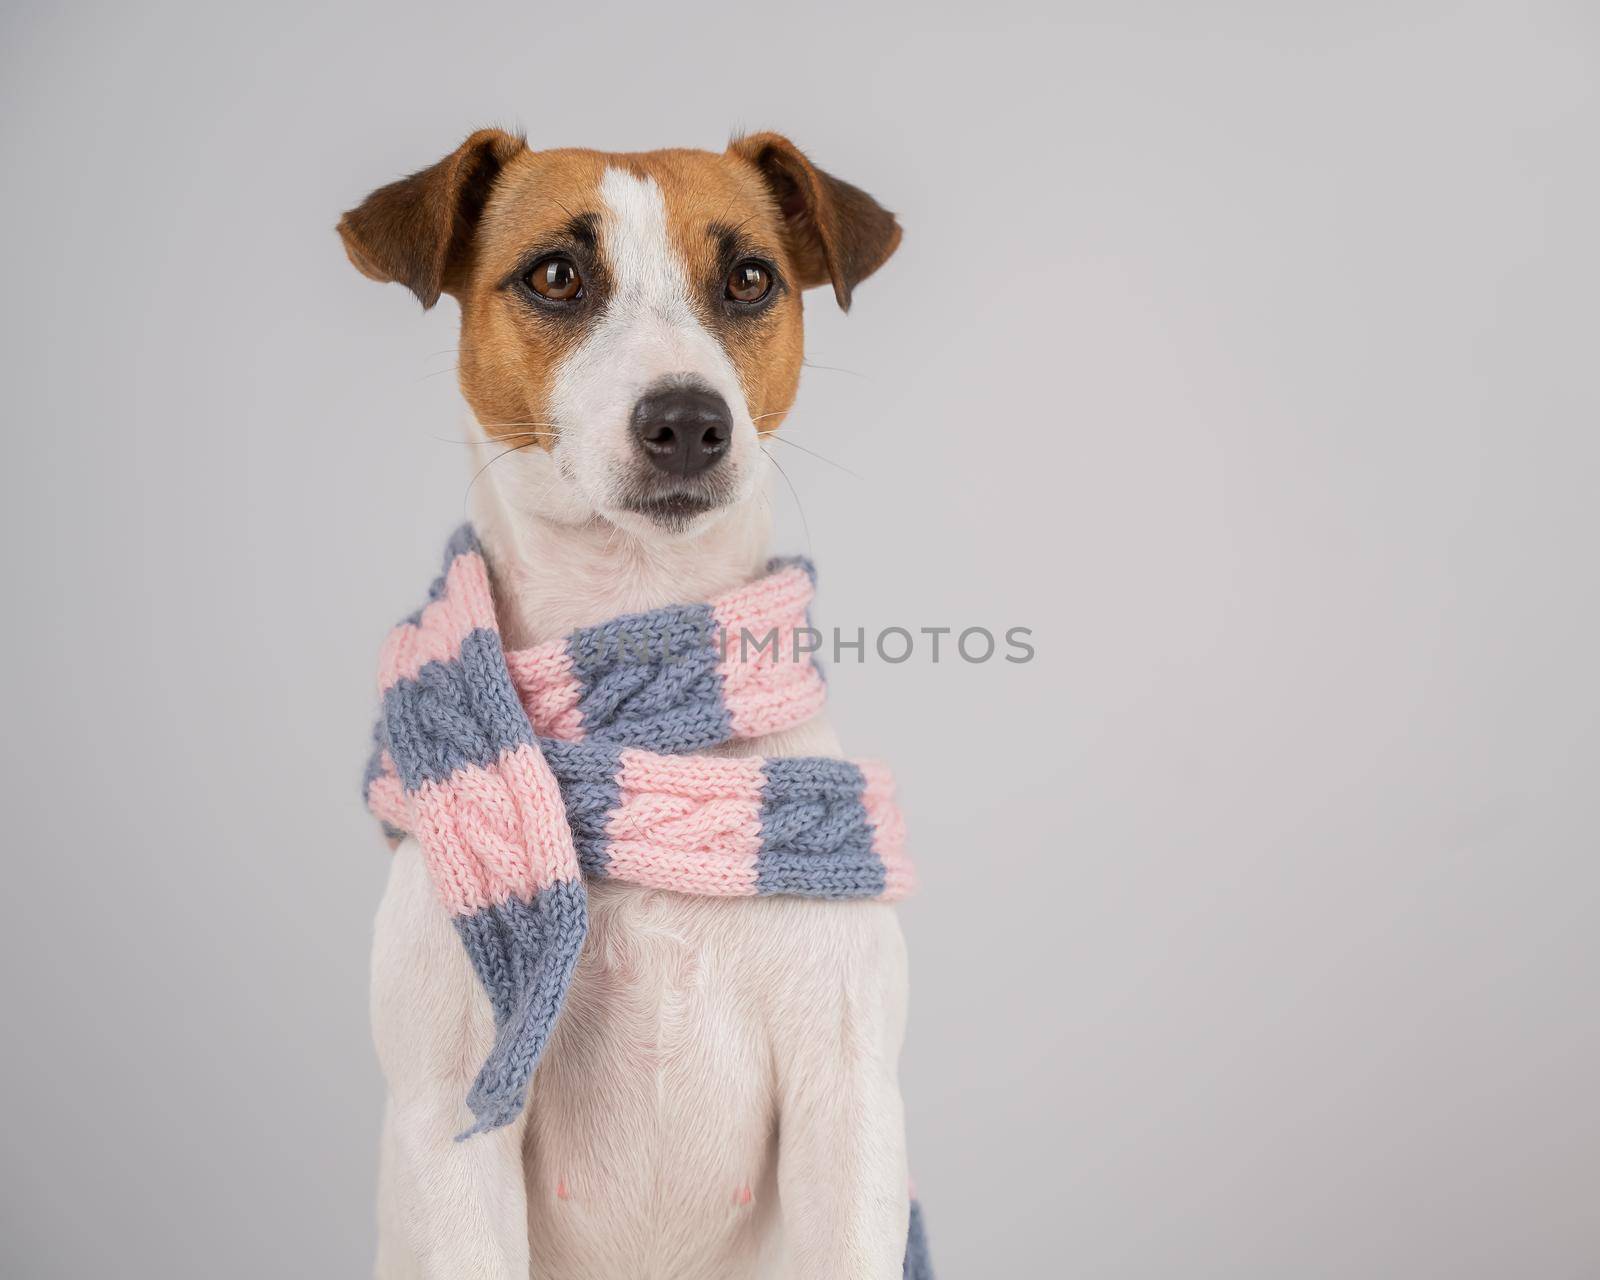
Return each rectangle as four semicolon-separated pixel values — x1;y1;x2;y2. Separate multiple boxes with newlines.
773;902;911;1279
371;839;530;1280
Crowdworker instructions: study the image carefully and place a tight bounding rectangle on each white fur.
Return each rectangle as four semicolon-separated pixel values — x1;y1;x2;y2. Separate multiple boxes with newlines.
536;168;761;540
370;169;912;1278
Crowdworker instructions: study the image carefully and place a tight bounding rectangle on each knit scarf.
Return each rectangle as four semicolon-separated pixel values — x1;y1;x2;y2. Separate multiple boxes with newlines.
362;526;915;1139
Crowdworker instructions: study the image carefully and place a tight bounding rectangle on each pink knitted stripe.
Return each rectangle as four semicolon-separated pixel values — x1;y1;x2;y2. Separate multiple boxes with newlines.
715;564;827;739
725;674;828;740
859;760;914;900
366;772;407;831
504;643;586;741
604;748;763;895
715;562;814;628
377;552;499;691
407;743;581;915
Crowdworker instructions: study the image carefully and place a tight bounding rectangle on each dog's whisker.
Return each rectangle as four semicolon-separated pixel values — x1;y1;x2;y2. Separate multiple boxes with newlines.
802;360;868;379
426;423;562;444
430;431;557;446
711;187;742;230
763;432;863;479
463;441;538;512
760;447;814;563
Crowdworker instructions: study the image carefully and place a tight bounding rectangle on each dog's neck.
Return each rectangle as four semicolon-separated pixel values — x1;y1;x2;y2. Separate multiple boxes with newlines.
469;450;773;649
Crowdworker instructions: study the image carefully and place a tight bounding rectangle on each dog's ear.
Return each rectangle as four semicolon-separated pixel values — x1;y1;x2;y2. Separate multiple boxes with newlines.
727;133;902;311
337;128;526;309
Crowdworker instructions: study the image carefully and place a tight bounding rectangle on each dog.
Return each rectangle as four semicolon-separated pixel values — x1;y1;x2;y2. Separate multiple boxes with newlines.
340;130;908;1279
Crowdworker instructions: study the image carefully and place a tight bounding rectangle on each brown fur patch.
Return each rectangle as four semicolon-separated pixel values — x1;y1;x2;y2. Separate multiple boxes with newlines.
454;149;611;447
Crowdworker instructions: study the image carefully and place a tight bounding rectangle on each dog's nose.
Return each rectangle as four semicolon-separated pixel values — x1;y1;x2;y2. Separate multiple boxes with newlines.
632;386;732;478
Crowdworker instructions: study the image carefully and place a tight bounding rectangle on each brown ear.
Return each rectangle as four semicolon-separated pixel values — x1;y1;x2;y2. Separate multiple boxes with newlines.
728;132;902;311
337;128;526;309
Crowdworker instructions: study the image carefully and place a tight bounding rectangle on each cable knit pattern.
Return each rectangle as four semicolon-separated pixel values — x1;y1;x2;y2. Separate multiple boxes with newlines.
498;557;825;744
365;525;914;1141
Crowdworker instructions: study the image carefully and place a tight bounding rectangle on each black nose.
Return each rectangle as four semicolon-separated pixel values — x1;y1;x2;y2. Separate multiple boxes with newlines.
632;386;733;478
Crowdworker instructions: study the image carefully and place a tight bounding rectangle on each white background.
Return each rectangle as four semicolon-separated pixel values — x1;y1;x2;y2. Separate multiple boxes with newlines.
3;1;1596;1274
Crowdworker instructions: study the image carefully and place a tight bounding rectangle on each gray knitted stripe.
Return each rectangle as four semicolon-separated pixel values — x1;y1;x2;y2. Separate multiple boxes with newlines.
565;600;734;752
452;878;588;1139
360;724;387;804
764;554;817;584
539;738;622;879
903;1200;934;1279
382;628;536;791
756;757;886;898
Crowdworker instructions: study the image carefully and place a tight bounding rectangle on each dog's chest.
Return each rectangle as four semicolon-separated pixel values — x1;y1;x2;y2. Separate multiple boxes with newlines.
515;712;851;1274
519;880;796;1275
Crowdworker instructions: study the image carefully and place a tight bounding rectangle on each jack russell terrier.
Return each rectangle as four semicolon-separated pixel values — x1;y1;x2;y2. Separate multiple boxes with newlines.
340;129;925;1280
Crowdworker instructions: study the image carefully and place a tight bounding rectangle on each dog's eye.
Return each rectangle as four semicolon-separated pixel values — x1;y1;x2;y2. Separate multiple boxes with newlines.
726;261;772;304
527;255;583;302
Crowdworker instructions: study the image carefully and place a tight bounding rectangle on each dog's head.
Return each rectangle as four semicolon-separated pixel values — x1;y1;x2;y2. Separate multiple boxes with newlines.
339;132;900;537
